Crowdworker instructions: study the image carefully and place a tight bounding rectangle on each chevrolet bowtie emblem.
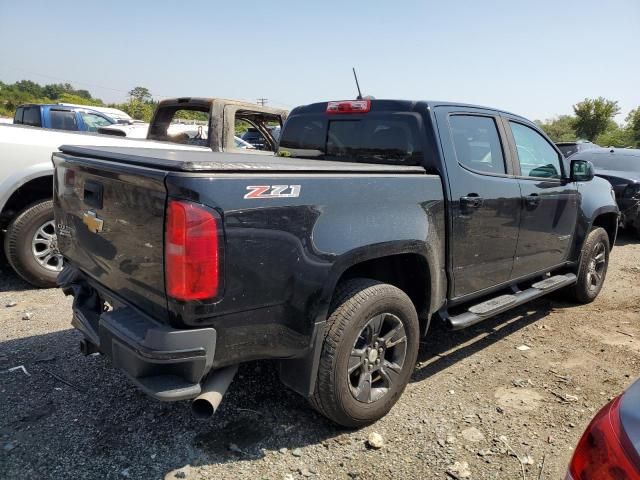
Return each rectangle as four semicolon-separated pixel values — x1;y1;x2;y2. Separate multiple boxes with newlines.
83;211;104;233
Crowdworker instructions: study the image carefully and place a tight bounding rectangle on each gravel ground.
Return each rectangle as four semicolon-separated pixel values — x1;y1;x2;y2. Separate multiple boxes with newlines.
1;232;639;480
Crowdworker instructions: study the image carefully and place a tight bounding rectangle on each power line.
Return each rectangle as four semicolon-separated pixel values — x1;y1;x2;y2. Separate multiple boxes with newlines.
256;98;268;106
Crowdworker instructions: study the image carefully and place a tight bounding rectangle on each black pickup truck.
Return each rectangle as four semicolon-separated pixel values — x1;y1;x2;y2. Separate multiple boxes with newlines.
53;99;619;427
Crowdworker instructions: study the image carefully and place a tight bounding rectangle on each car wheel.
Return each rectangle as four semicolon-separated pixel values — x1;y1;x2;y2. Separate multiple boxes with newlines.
310;278;419;427
4;200;63;288
569;227;610;304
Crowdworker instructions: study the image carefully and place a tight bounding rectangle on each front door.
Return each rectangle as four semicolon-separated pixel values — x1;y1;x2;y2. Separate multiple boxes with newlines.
435;109;522;298
503;118;579;278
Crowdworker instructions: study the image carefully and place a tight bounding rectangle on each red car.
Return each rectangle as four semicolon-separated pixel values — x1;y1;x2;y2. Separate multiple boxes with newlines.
566;378;640;479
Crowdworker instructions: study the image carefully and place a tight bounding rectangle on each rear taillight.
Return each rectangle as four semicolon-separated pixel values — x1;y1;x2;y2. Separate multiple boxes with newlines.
567;396;640;479
326;100;371;114
165;199;221;301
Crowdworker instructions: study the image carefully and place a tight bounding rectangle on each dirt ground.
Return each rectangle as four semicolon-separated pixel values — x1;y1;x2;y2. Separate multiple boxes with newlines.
1;233;639;480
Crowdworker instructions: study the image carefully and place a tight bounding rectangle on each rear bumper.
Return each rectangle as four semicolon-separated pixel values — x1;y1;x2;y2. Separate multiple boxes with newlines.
62;268;216;401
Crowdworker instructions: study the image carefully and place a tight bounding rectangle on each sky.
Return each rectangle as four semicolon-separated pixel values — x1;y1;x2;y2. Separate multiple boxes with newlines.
0;0;638;122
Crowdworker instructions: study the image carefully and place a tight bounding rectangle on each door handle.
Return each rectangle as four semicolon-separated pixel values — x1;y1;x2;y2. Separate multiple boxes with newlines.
524;193;540;208
460;194;483;209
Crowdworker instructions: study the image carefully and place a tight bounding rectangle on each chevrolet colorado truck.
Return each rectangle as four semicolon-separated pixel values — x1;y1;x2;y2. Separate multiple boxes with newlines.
0;98;286;287
53;99;619;427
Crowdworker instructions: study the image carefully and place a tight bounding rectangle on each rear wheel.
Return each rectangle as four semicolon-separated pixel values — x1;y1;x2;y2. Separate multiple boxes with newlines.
4;200;63;288
569;227;610;304
310;279;419;427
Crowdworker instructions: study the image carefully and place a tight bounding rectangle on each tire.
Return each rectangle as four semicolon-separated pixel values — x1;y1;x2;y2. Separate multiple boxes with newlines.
569;227;610;304
4;200;63;288
310;278;419;427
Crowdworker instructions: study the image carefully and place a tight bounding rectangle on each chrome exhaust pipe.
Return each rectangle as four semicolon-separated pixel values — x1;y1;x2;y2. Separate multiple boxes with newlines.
192;365;239;420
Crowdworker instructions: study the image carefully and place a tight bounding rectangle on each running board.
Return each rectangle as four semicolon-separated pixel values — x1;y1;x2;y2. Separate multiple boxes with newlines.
446;273;577;330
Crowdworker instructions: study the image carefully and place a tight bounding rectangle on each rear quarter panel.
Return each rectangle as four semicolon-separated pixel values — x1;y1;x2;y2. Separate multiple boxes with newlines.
166;172;446;363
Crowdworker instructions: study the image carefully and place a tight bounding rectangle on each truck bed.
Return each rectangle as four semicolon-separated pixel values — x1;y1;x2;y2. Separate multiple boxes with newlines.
59;145;427;174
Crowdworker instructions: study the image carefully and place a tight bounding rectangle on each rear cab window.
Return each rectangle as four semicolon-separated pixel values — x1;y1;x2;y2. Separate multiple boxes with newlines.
148;105;210;147
22;106;42;127
278;103;424;166
14;107;24;124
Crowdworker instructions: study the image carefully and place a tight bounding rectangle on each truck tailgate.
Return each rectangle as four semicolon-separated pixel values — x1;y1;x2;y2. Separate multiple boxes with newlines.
53;151;168;320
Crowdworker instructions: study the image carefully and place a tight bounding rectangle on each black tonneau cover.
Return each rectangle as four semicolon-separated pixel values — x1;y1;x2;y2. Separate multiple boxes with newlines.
59;145;426;174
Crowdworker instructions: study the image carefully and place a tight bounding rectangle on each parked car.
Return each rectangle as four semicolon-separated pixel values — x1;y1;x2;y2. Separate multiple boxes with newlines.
53;99;618;427
0;98;287;287
556;140;602;158
566;377;640;479
570;148;640;237
13;103;131;132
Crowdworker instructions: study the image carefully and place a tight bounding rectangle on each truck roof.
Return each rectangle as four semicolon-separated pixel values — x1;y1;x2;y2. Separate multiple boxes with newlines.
157;97;288;116
289;99;529;121
58;145;426;174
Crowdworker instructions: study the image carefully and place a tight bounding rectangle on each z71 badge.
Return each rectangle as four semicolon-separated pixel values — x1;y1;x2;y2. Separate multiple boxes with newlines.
244;185;301;199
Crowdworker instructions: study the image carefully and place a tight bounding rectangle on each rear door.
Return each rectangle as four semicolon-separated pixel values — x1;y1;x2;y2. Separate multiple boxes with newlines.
434;107;521;298
502;116;578;277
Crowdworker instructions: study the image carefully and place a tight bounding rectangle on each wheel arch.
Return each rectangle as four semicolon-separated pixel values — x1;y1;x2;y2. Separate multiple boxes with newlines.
591;209;619;248
279;242;445;398
0;174;54;230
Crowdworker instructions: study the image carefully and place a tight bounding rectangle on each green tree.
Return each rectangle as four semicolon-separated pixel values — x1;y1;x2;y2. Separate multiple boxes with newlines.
572;97;620;141
57;92;103;106
121;98;155;121
14;79;44;97
626;108;640;147
595;122;633;148
535;115;577;142
128;86;152;102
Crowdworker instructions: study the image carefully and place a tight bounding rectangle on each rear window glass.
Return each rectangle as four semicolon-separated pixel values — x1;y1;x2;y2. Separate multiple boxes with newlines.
148;107;210;147
22;107;41;127
278;114;423;165
50;110;79;131
14;107;24;123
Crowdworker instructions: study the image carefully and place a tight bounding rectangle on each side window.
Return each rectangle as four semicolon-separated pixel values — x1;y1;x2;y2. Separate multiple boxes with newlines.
509;122;562;179
234;110;281;152
80;112;112;132
449;115;506;174
50;110;79;131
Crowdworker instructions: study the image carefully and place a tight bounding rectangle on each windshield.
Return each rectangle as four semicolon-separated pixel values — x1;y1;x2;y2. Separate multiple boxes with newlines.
278;113;423;165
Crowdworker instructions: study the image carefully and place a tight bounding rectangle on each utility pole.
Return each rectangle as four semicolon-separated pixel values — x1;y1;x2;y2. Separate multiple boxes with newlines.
256;98;268;106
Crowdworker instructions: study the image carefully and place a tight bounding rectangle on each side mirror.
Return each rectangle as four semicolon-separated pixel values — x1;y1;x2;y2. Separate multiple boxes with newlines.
570;159;595;182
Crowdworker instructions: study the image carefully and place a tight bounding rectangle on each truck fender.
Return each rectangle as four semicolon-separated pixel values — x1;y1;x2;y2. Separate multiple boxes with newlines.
279;240;446;398
587;205;620;244
0;162;54;213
